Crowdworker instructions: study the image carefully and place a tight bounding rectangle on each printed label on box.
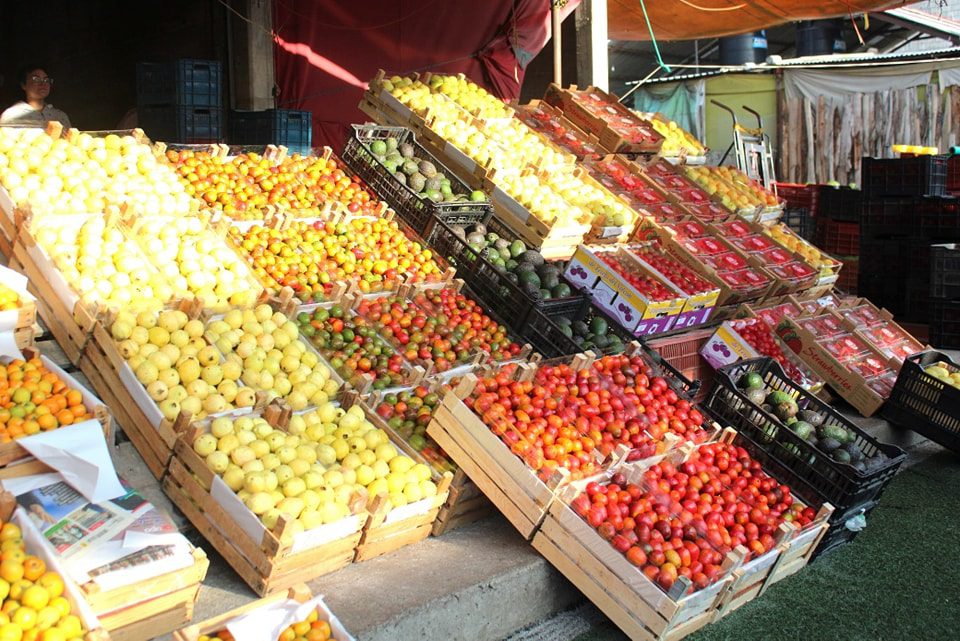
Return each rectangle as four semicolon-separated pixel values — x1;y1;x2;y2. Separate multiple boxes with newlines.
634;315;677;336
700;324;758;370
673;306;714;330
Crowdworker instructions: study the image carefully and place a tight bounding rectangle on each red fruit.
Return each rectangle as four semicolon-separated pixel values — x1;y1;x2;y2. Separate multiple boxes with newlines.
611;535;632;553
626;546;647;567
597;521;617;541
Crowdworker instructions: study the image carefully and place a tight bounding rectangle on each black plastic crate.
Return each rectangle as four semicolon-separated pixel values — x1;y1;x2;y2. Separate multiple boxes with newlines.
818;185;862;222
862;155;948;197
782;207;814;241
523;295;632;359
931;243;960;299
929;299;960;350
138;105;222;144
428;218;536;334
229;109;312;155
884;351;960;452
136;59;222;108
341;125;492;241
810;499;879;560
704;357;906;514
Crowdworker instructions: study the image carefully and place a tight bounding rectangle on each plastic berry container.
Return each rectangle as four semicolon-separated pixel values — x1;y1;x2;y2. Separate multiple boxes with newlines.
730;234;778;254
759;247;795;266
878;338;924;362
719;268;771;291
846;304;884;328
716;220;753;238
800;314;845;338
860;323;908;347
704;252;749;272
866;371;898;397
820;333;873;362
685;237;728;256
847;355;894;380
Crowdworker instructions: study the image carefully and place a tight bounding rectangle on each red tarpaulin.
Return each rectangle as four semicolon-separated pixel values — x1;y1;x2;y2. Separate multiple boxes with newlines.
272;0;578;149
609;0;913;41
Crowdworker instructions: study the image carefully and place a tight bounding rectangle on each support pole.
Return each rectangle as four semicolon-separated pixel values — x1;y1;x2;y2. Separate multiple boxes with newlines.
230;0;276;110
575;0;608;91
552;4;563;86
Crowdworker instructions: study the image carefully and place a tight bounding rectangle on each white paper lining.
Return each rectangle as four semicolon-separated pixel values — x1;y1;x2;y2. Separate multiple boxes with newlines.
382;496;432;525
226;593;355;641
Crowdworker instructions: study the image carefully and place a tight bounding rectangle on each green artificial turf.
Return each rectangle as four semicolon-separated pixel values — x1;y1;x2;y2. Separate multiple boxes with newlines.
572;451;960;641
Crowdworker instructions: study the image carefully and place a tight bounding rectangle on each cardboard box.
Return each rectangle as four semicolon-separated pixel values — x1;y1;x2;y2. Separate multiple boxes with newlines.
774;317;896;417
564;245;687;337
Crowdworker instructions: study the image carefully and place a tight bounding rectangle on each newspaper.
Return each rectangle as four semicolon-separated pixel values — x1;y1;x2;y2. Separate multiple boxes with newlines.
16;478;192;588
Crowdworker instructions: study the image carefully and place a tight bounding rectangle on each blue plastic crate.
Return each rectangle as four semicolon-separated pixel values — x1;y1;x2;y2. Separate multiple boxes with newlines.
136;59;222;108
229;109;312;155
139;105;222;144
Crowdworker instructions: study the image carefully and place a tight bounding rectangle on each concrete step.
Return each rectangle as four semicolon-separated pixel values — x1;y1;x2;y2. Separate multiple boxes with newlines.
155;514;580;641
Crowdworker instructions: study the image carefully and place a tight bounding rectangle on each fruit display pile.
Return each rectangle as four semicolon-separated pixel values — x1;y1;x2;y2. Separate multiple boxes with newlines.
558;88;662;148
684;165;780;212
386;75;633;231
227;217;444;300
362;135;486;205
642;114;706;157
0;128;192;216
163;148;380;219
629;245;716;296
0;356;94;441
571;441;814;593
728;318;811;384
296;304;415;391
597;253;677;302
766;224;841;277
410;288;523;363
924;359;960;390
191;403;437;538
516;103;602;161
552;313;626;355
0;519;89;640
664;222;773;297
375;384;453;472
737;373;891;472
199;606;333;641
465;353;710;481
110;308;255;420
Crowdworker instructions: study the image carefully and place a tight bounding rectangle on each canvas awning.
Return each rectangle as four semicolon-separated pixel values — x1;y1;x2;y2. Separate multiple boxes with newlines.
608;0;914;41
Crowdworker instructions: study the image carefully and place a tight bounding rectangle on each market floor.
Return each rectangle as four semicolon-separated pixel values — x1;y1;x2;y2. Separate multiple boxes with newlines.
570;450;960;641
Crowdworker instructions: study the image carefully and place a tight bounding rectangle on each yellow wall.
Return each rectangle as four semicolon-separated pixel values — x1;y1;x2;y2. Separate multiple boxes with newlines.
704;74;777;166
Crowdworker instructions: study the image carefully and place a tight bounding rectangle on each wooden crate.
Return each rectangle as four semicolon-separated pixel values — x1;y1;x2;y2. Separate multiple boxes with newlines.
81;319;193;480
431;468;495;535
0;346;111;467
716;503;832;618
533;501;731;641
9;227;99;364
425;374;569;540
353;396;453;560
74;546;208;641
0;493;111;640
164;405;368;596
174;584;354;641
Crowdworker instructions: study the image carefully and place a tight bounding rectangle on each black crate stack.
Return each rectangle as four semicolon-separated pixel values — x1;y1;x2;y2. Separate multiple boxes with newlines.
930;243;960;348
229;109;313;155
858;155;959;326
815;185;862;294
136;59;223;143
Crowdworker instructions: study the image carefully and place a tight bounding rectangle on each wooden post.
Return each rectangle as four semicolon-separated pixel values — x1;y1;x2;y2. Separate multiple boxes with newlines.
575;0;609;92
552;3;563;86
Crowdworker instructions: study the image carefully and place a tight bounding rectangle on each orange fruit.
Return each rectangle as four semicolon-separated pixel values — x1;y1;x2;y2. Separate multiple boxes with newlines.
22;558;44;582
37;574;62;600
0;524;21;541
0;559;24;582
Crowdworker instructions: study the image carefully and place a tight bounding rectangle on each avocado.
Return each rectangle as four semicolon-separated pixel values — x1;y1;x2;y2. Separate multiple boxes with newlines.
451;226;467;240
369;140;387;156
518;270;541;289
493;238;510;251
520;250;545;267
399;143;415;158
466;232;486;246
541;271;560;290
505;259;518;271
555;316;572;326
739;372;765;391
831;448;852;464
746;388;767;406
766;390;793;406
551;283;572;298
504;272;518;284
469;223;488;236
560;324;573;338
842;441;863;462
818;424;849;444
819;437;842;452
791;420;815;440
775;400;798;421
425;176;443;192
592;334;610;349
509;240;527;258
572;321;590;337
402;159;419;175
798;409;824;427
393;173;407;186
521;281;543;302
418;160;438;178
589;317;608;336
470;190;487;202
408;173;426;193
